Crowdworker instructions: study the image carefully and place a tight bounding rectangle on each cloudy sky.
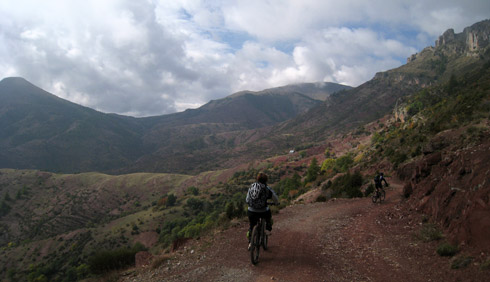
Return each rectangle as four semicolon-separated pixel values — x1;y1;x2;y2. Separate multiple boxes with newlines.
1;1;489;117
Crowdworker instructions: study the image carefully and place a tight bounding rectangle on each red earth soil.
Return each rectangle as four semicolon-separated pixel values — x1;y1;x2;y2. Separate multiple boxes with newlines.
118;180;489;282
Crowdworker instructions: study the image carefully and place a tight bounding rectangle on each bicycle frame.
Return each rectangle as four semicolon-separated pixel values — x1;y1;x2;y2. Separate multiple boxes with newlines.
372;188;386;203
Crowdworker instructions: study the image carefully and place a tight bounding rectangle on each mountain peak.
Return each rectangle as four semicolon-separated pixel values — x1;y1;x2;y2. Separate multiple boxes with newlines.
0;77;42;92
1;76;30;84
435;19;490;51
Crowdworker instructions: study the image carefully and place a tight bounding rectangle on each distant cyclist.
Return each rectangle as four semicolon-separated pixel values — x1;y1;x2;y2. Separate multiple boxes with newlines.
246;172;279;250
374;172;389;193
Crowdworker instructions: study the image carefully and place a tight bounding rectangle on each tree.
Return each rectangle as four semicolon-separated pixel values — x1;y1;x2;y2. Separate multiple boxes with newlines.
167;194;177;206
335;154;354;172
324;149;334;158
305;157;320;183
321;158;336;173
3;192;11;201
187;186;199;196
0;200;11;216
186;198;205;213
225;202;235;219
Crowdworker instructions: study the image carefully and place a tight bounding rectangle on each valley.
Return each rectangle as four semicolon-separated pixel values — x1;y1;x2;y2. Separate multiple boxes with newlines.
0;19;489;281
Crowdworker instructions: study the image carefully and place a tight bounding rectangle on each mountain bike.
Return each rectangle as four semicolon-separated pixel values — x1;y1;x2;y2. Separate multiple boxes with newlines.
372;187;386;203
250;204;275;265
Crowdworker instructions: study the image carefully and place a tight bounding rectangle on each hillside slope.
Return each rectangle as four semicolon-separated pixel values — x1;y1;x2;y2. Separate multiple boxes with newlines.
212;19;490;168
0;78;349;174
0;77;145;173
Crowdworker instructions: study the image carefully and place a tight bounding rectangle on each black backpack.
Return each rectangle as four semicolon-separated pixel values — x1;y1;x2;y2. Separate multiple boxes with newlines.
248;182;268;209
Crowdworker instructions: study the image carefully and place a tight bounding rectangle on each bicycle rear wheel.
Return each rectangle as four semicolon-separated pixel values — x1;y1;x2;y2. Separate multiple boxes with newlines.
250;225;260;265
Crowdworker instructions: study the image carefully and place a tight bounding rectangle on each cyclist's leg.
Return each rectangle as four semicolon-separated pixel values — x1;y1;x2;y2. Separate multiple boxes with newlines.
375;183;382;195
247;210;259;242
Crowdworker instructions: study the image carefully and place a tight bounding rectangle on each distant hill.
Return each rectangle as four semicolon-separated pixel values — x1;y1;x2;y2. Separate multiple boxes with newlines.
0;77;145;173
0;77;349;173
230;82;351;101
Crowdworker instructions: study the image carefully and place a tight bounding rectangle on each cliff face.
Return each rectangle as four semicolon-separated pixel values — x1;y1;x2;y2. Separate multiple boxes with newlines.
408;19;490;63
435;19;490;52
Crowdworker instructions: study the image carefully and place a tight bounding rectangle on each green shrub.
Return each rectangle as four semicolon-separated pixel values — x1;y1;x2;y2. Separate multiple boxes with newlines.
151;254;172;270
187;186;199;196
480;259;490;270
167;194;177;206
330;171;363;198
335;154;354;173
437;242;458;257
451;255;473;269
364;184;374;196
0;200;11;216
88;248;136;274
321;154;354;175
225;202;235;219
417;223;444;242
274;173;302;198
178;223;203;238
186;197;206;214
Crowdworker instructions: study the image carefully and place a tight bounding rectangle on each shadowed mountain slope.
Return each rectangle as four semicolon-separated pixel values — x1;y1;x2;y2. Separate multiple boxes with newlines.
0;77;145;173
0;77;349;173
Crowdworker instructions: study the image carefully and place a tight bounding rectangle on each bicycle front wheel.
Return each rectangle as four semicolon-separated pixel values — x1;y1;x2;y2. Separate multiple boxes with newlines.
250;225;260;265
380;190;386;202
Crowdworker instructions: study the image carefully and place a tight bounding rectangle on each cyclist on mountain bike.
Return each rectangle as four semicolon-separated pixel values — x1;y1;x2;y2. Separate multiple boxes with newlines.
374;172;389;193
246;172;279;249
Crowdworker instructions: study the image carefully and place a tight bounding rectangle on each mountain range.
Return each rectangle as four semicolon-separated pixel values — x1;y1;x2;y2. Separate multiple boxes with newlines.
0;78;351;174
0;19;489;282
2;20;489;175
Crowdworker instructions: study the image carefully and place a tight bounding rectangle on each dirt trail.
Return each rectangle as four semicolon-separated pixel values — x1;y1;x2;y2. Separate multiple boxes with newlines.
119;181;487;282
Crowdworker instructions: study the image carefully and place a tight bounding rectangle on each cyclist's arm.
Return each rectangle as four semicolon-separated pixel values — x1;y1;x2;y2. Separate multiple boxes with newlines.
267;186;280;205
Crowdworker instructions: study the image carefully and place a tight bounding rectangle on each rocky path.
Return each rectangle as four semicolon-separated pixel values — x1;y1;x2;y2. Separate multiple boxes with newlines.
119;182;487;282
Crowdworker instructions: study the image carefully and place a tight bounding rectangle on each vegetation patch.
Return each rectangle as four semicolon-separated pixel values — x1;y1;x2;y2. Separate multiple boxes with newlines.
436;242;458;257
480;258;490;270
316;195;327;202
330;171;363;198
416;223;444;242
451;255;473;269
88;243;147;274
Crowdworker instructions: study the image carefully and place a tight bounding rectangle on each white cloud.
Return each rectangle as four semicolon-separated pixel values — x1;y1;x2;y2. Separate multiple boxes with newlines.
0;0;489;116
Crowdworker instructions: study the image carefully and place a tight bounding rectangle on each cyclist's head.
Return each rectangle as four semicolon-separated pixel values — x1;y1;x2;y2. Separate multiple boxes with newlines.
257;172;268;184
380;172;384;176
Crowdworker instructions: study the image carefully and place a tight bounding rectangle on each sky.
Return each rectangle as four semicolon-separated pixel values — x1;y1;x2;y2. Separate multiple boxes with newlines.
1;1;489;117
